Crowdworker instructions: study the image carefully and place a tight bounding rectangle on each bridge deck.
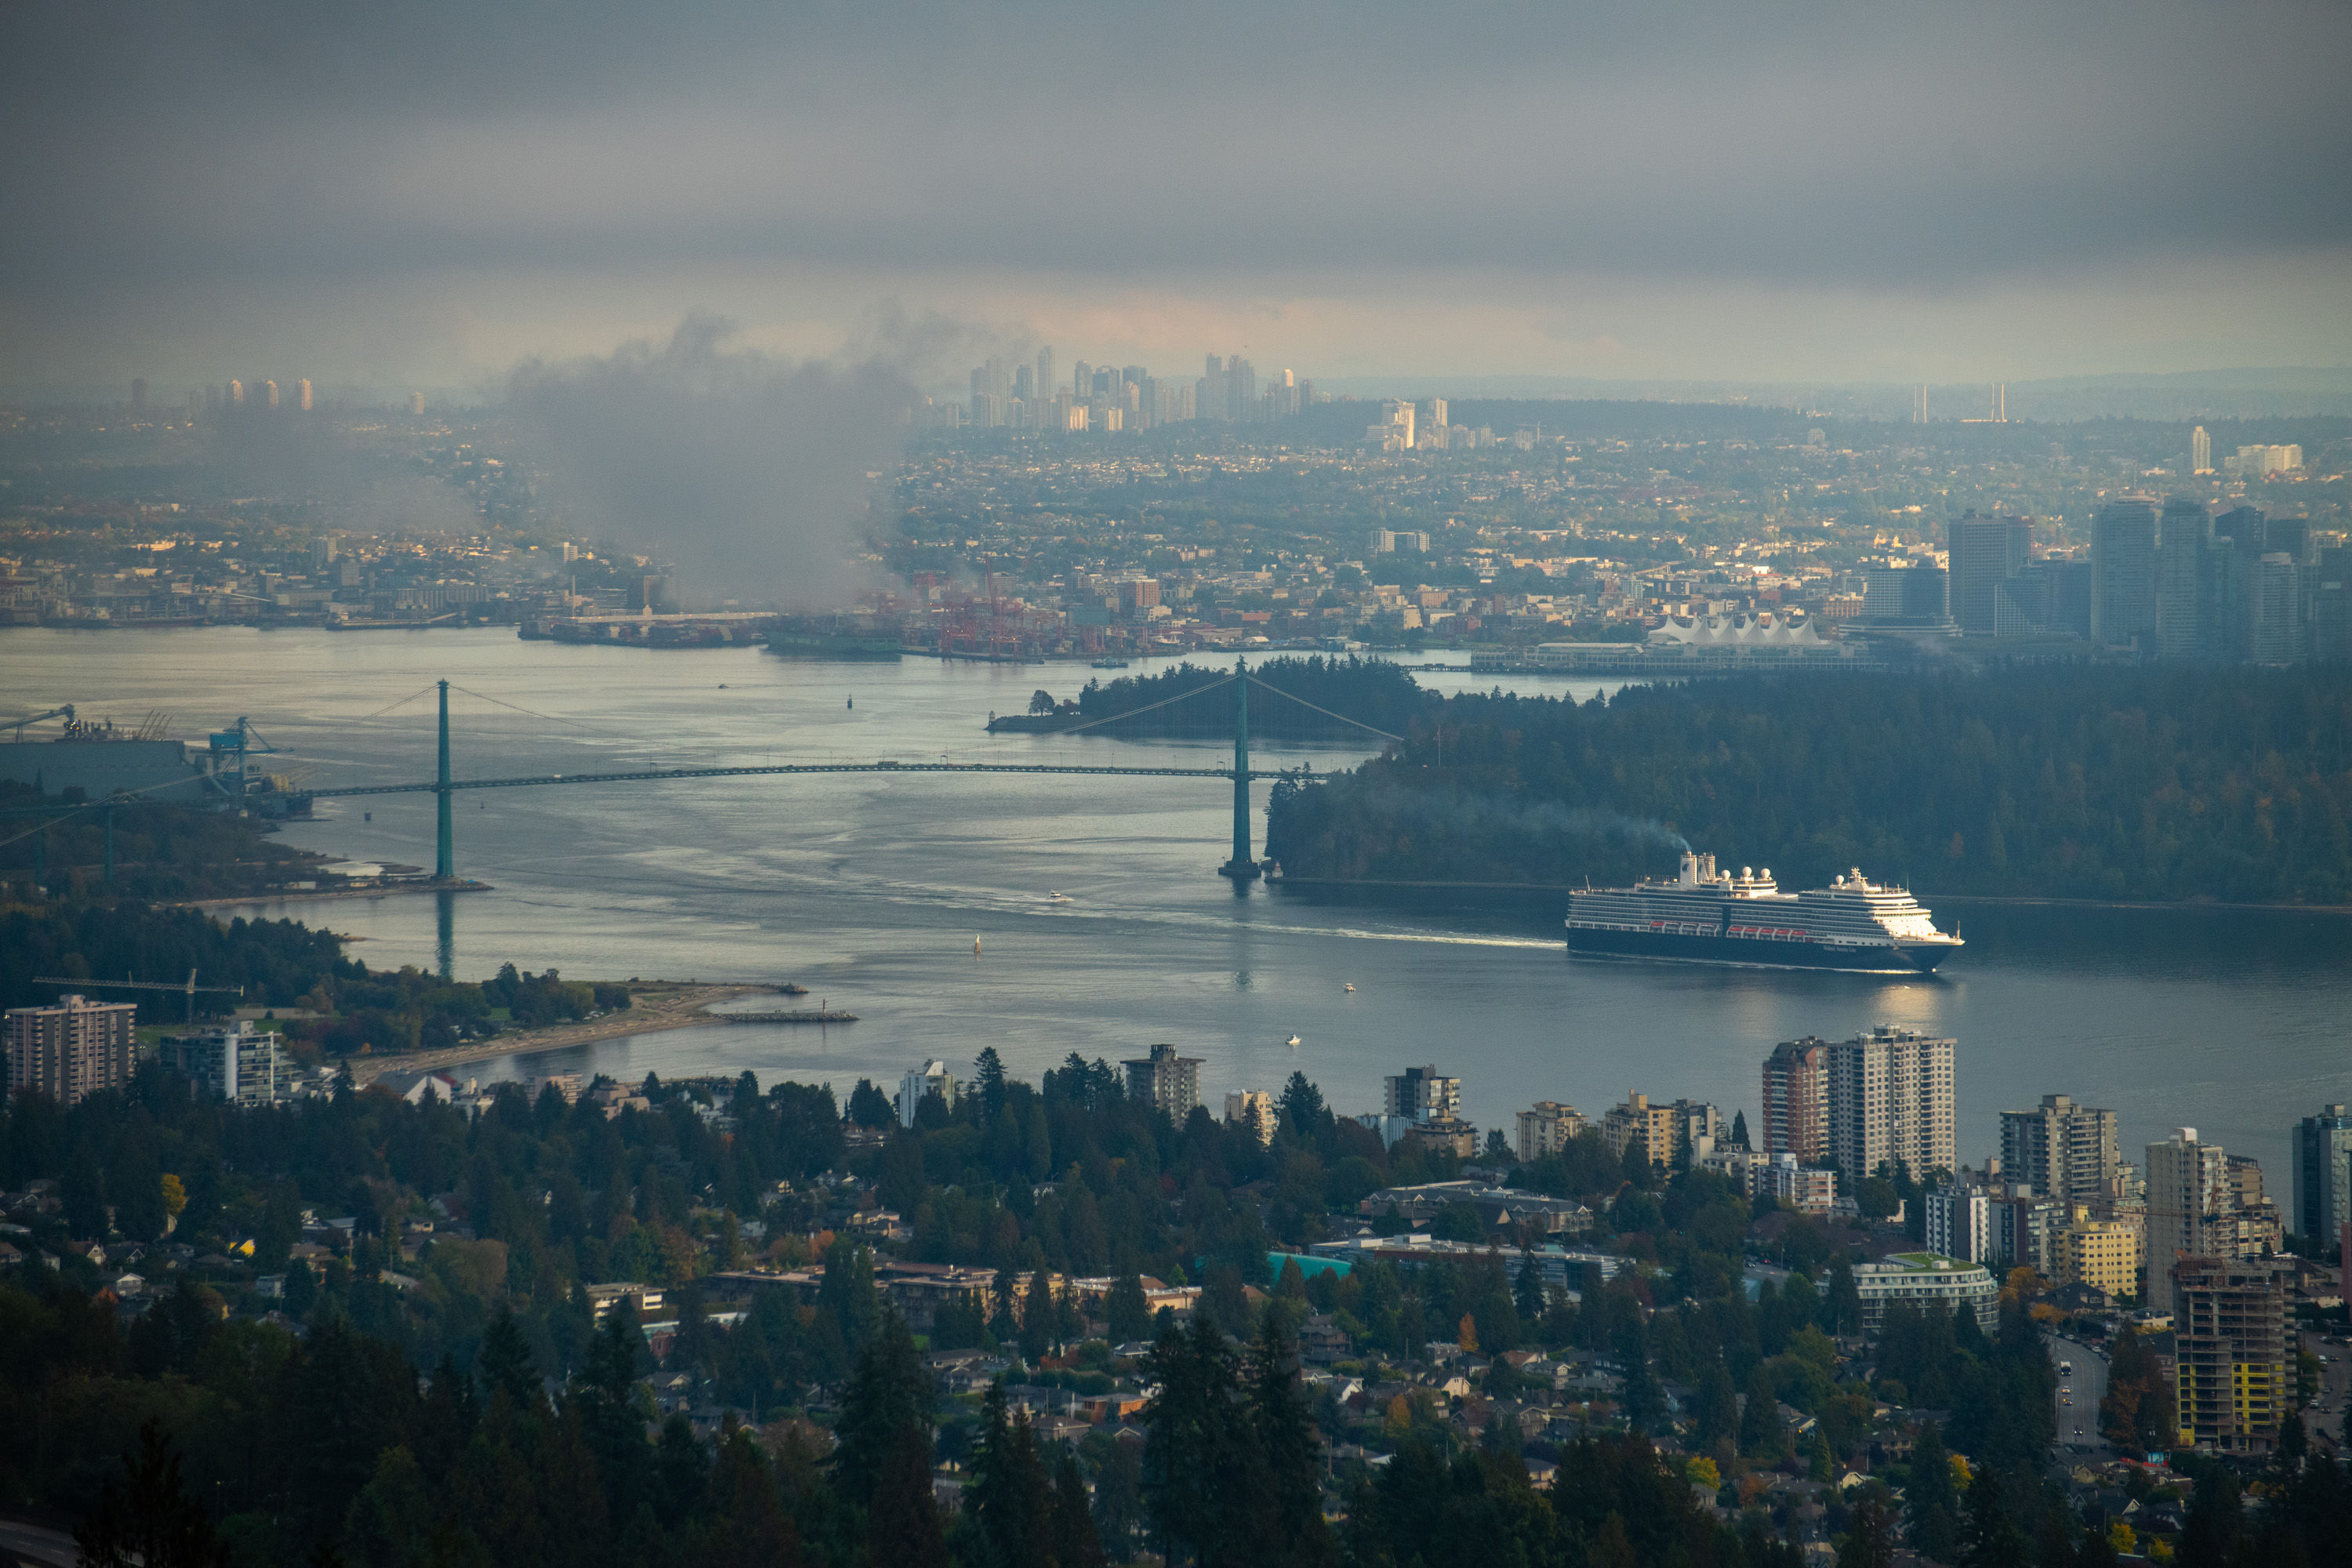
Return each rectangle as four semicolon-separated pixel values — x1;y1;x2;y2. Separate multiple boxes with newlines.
308;760;1254;798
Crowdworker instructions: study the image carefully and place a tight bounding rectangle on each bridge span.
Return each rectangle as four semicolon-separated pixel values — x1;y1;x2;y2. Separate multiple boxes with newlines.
9;659;1397;886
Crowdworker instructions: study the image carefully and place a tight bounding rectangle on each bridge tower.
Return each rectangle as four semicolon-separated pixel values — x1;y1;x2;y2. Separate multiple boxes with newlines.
1218;656;1260;880
434;679;454;881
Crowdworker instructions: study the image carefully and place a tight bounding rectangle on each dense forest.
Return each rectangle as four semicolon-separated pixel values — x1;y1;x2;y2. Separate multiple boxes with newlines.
14;1027;2341;1565
1265;666;2352;903
1036;655;1436;741
0;901;624;1053
0;789;327;903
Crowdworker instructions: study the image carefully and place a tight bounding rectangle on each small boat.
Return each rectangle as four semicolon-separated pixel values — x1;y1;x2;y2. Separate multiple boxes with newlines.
1284;1034;1301;1047
1343;983;1355;993
1090;658;1130;670
973;936;982;956
1045;891;1073;903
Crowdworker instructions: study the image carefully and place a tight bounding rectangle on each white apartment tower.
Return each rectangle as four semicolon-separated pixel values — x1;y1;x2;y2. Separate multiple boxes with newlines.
896;1060;960;1128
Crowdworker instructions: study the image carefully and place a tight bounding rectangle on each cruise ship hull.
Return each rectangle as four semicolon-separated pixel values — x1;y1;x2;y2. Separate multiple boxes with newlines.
1565;926;1953;974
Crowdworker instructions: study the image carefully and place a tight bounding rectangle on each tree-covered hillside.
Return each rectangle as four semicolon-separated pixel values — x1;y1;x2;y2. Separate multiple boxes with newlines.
1047;655;1436;739
1265;666;2352;903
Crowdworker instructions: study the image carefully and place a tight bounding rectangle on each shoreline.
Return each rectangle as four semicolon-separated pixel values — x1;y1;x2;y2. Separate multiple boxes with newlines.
183;879;495;909
1269;877;2352;914
344;982;782;1084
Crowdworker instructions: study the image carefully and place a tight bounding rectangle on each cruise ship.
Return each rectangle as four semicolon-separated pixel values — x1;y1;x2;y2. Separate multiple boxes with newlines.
1564;851;1962;973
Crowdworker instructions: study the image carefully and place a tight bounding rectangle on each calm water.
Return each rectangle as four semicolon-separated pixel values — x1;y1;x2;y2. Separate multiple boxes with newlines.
11;627;2349;1183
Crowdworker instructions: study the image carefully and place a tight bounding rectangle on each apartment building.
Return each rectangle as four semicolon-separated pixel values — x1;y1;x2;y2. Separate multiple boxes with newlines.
5;995;140;1106
1763;1027;1955;1182
2056;1206;2144;1301
1123;1044;1203;1119
2171;1256;2292;1454
1999;1093;2123;1214
1515;1101;1585;1165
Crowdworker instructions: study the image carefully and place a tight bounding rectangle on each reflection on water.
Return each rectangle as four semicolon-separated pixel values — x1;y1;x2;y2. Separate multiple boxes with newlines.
10;626;2349;1183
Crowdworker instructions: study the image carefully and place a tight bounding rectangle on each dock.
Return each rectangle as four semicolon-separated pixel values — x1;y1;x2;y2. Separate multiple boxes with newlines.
720;1009;858;1025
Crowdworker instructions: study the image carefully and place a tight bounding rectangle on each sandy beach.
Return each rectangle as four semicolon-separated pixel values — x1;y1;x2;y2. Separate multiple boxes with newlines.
346;982;779;1085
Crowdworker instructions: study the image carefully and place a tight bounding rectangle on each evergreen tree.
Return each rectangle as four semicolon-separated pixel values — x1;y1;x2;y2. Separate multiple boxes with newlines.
819;1236;881;1355
967;1382;1052;1568
74;1420;230;1568
62;1142;107;1240
1694;1359;1739;1453
1277;1071;1326;1142
972;1047;1008;1125
1142;1318;1251;1563
1823;1259;1861;1336
1906;1424;1960;1563
1512;1250;1546;1325
1105;1269;1151;1345
1019;1268;1054;1364
1047;1452;1108;1568
1247;1312;1336;1568
1959;1466;2025;1568
1836;1493;1896;1568
1738;1365;1783;1458
833;1311;933;1510
1731;1109;1751;1150
477;1305;542;1411
576;1295;654;1523
869;1425;949;1567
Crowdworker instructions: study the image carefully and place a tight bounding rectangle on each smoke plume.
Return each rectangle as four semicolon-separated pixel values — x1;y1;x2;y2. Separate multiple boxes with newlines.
504;312;924;608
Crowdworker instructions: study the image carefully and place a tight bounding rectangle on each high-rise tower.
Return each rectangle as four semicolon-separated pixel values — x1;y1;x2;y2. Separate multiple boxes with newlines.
2090;499;2158;648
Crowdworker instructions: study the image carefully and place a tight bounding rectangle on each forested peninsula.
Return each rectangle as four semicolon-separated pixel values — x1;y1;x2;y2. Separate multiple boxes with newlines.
1264;666;2352;905
1017;655;1438;739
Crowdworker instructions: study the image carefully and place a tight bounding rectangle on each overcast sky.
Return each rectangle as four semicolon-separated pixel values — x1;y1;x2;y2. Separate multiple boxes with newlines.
5;0;2348;394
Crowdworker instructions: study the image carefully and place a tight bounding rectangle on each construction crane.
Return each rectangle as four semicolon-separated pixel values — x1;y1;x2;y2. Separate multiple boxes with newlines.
6;704;73;740
31;968;243;1022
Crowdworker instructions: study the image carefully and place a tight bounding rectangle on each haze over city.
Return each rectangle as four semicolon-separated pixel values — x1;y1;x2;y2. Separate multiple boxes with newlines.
5;4;2352;1566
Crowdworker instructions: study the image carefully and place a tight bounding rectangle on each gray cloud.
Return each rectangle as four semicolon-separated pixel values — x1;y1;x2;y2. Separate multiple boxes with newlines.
4;1;2348;382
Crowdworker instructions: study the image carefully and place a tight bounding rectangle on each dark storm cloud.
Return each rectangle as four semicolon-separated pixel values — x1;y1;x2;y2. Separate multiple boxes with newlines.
3;0;2347;296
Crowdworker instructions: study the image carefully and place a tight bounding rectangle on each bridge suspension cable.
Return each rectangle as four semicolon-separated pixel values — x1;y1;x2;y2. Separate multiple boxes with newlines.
1245;674;1404;742
1047;673;1237;737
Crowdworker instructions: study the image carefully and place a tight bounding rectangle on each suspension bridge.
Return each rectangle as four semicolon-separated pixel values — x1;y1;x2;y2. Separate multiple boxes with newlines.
6;659;1403;886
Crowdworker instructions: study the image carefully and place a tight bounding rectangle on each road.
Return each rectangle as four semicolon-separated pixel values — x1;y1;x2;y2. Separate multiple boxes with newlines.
0;1516;78;1567
2303;1330;2350;1444
2048;1332;2111;1456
